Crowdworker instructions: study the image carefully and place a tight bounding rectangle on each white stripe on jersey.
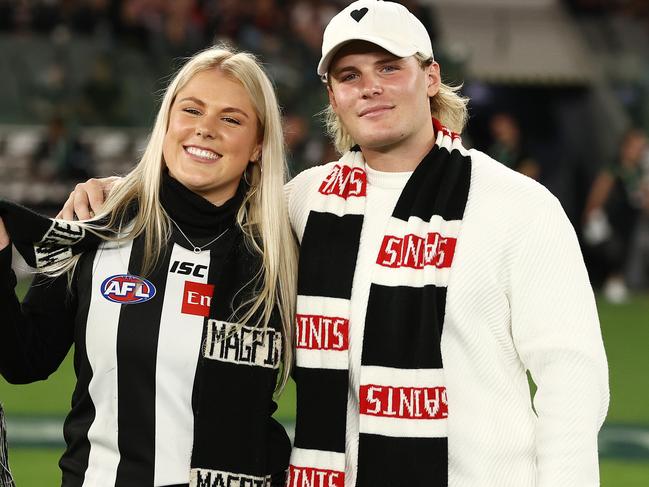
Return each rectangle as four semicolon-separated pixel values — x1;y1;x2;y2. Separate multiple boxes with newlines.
83;240;132;487
154;244;210;486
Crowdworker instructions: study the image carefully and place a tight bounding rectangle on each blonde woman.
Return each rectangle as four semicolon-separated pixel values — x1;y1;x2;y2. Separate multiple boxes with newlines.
0;46;296;487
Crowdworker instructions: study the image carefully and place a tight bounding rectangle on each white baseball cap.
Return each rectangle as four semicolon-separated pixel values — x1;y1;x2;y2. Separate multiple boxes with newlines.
317;0;434;77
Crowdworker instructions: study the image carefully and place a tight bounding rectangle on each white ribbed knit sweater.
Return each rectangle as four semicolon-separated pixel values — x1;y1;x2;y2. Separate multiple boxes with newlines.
286;149;609;487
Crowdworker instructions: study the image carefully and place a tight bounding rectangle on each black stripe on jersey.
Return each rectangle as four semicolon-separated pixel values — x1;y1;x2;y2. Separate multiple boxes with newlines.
190;236;236;418
114;238;171;486
60;250;97;486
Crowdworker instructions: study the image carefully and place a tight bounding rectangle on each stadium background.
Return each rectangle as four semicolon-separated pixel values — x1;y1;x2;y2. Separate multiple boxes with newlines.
1;0;648;485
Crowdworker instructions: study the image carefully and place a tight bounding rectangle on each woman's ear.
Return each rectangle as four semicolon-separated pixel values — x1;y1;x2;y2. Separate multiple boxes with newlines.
251;144;262;163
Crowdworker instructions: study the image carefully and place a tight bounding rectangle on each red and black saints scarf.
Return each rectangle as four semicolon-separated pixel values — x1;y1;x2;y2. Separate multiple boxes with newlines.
287;120;472;487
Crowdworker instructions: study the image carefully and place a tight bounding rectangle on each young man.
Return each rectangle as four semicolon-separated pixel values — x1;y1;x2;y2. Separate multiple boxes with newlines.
282;2;607;486
58;1;608;486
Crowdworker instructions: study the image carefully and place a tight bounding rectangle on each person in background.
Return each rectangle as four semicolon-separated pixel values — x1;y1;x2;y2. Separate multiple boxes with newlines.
0;45;296;487
78;56;125;126
29;115;93;182
488;111;541;180
583;127;649;302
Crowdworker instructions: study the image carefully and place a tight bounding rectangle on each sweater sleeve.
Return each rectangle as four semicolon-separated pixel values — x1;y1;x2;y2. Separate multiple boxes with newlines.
0;245;75;384
509;194;609;487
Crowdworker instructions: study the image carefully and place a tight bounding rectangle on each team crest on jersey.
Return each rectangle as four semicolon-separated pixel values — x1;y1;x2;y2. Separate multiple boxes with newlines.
100;274;156;304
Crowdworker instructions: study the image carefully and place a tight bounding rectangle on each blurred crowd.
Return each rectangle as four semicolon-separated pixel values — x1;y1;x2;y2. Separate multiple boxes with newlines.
565;0;649;18
0;0;437;172
0;0;647;298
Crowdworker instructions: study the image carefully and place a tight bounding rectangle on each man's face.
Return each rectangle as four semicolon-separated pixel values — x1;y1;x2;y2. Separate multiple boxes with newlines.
327;41;440;152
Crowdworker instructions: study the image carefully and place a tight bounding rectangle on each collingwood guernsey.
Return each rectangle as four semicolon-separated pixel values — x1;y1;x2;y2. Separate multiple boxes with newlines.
0;173;289;486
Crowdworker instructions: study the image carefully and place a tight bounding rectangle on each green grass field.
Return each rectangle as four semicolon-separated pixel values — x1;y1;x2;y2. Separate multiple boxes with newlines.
2;277;648;485
6;448;649;486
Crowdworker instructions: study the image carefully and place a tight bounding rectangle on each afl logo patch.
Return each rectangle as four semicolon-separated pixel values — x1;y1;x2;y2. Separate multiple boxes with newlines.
101;274;156;304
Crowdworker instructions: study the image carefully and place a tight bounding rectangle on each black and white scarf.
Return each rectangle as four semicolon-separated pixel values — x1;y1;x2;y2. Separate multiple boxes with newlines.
0;201;101;270
288;121;472;487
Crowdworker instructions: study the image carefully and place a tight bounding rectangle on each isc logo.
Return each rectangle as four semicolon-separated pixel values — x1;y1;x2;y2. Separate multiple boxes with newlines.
170;260;208;278
100;274;156;304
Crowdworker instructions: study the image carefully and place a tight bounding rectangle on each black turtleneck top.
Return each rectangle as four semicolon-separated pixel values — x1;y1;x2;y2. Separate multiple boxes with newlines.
160;170;244;243
0;175;289;487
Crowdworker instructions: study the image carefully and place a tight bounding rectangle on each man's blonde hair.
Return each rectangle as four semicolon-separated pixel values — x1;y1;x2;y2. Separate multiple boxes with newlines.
324;55;469;154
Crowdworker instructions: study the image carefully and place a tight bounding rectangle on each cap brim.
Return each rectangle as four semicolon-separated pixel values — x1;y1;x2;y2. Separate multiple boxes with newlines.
317;34;420;76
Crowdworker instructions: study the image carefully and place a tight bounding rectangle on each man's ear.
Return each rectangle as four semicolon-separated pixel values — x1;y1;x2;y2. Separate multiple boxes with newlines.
327;83;339;112
426;62;441;98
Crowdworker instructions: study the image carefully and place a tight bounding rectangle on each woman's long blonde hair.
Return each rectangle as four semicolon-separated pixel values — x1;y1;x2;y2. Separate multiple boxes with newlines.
44;46;297;390
324;55;470;154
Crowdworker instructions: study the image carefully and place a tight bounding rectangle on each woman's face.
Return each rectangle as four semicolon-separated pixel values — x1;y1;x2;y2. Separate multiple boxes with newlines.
163;68;261;205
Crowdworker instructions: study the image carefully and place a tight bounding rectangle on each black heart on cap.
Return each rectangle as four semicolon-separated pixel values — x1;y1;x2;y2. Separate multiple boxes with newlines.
350;7;368;22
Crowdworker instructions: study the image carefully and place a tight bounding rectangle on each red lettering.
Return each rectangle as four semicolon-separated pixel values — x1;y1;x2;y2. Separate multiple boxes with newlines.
359;385;448;419
287;466;344;487
402;234;424;269
318;165;367;198
182;281;214;317
295;315;349;351
376;233;457;269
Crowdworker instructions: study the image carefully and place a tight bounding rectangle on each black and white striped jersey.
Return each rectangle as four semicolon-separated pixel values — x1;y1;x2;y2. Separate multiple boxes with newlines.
1;177;290;487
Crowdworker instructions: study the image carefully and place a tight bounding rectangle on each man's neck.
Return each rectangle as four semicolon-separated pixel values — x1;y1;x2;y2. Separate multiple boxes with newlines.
361;127;436;173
